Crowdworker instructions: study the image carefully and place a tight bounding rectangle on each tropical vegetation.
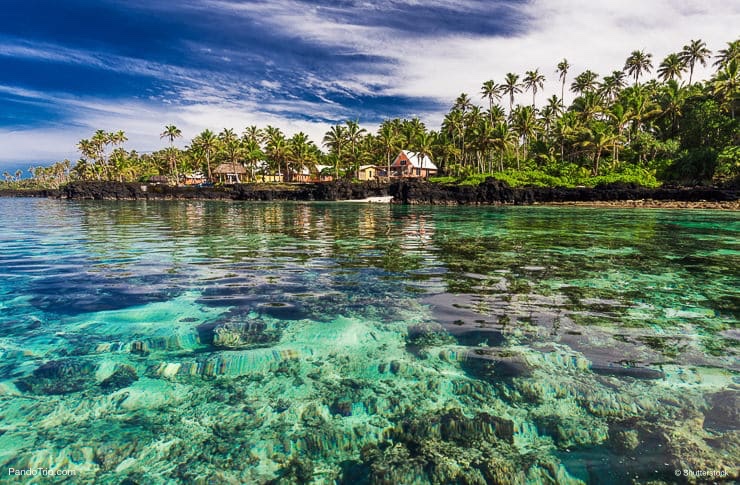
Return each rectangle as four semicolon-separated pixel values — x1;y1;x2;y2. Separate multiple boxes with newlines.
3;38;738;191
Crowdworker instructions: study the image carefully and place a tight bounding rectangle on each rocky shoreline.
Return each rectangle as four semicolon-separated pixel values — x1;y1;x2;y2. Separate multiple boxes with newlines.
390;178;739;208
0;179;738;208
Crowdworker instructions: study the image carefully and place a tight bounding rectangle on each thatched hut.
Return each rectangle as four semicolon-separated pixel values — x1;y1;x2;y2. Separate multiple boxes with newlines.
213;163;247;183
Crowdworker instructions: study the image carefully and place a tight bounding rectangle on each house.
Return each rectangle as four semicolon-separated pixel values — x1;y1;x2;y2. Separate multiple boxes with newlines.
183;172;207;185
315;165;333;182
292;164;334;183
213;163;247;183
390;151;438;178
357;165;378;181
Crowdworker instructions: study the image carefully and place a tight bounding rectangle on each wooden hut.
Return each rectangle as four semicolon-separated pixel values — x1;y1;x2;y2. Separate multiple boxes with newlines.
213;163;247;183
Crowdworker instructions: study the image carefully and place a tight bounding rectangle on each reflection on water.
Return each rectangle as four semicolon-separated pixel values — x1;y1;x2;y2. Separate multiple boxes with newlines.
0;199;737;484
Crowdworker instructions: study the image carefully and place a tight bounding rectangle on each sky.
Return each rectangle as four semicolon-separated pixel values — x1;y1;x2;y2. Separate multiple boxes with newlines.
1;0;738;173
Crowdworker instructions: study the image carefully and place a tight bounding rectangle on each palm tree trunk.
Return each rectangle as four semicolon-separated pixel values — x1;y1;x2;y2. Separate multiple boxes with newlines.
387;151;391;181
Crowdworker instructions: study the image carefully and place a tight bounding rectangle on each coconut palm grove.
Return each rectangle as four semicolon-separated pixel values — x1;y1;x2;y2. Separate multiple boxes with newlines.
3;38;738;191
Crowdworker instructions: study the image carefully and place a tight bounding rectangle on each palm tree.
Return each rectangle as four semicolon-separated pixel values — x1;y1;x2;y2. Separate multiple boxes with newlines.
288;132;317;179
322;125;347;179
194;129;217;180
570;91;603;123
607;103;633;162
712;59;739;119
377;122;402;180
110;130;127;149
570;70;600;95
243;125;262;144
345;120;367;178
600;70;627;101
679;39;711;85
502;73;522;113
413;132;435;176
580;122;618;176
453;93;473;114
472;119;496;173
657;53;686;82
626;88;662;140
624;50;653;85
658;80;688;134
523;69;546;107
91;130;110;180
218;128;243;183
541;95;563;136
242;138;264;181
442;110;465;168
491;122;514;171
264;126;289;182
511;105;539;168
480;80;501;122
161;124;182;183
713;40;739;68
556;58;570;103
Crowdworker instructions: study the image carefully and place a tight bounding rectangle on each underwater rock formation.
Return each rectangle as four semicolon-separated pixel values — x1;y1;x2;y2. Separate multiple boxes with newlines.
15;359;97;395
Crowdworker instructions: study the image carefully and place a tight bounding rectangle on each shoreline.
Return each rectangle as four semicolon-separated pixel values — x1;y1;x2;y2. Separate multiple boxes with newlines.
0;179;738;209
536;200;740;210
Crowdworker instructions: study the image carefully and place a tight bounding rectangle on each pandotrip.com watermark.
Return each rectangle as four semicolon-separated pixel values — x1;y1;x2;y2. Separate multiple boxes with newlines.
7;467;77;478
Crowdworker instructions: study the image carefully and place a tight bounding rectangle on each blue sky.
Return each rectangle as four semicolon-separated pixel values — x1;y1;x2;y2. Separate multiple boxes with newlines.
1;0;738;172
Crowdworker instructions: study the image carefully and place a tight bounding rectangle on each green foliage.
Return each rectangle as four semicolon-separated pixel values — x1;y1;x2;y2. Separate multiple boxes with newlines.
586;167;661;188
430;166;660;188
714;145;740;183
664;148;718;183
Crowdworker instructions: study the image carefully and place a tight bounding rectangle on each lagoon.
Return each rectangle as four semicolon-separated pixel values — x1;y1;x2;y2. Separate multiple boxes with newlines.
0;198;737;484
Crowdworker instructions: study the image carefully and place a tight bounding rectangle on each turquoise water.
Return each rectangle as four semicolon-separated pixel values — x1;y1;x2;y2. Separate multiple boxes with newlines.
0;199;737;484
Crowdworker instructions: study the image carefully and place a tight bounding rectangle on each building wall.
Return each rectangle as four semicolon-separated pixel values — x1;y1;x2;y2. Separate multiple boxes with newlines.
358;168;375;181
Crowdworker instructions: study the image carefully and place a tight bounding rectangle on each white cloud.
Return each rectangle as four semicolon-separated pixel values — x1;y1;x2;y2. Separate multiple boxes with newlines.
229;0;738;108
0;92;340;169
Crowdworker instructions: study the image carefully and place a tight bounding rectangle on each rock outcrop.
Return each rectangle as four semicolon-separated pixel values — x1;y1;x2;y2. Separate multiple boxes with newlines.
58;180;390;201
390;178;739;205
2;178;737;205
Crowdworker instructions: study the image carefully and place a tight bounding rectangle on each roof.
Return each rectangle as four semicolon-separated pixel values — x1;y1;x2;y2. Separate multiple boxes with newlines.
358;165;376;171
213;163;247;174
392;150;438;170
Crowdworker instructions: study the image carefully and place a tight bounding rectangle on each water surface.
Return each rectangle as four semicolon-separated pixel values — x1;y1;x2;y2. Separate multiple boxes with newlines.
0;199;737;484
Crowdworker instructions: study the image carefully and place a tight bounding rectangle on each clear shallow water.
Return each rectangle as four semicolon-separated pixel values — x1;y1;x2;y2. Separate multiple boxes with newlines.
0;198;737;484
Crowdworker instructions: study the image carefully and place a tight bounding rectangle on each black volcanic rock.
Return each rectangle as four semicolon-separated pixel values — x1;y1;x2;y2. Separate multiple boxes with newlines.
390;178;738;205
3;179;736;204
56;181;390;201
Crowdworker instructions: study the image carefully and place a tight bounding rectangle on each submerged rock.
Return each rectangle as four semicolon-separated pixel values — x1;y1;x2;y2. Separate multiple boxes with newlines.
406;322;455;349
15;359;97;395
100;365;139;391
703;389;740;432
197;316;281;349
